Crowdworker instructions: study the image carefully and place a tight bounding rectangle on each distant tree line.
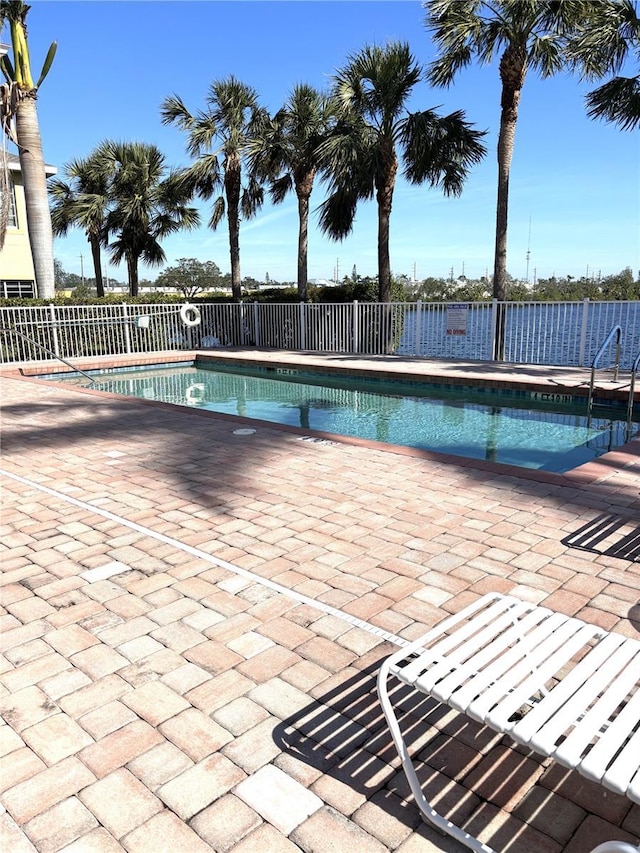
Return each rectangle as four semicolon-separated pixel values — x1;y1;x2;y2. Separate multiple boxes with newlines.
48;257;639;306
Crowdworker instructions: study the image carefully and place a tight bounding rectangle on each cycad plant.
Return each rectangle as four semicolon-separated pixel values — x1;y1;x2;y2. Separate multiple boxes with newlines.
161;77;267;301
0;0;57;296
318;42;486;304
49;152;111;297
248;84;334;302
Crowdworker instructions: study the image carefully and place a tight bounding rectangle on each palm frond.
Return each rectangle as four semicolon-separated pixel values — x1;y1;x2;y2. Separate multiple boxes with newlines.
399;108;487;192
585;74;640;131
270;174;293;204
241;174;264;219
316;186;359;240
209;195;225;229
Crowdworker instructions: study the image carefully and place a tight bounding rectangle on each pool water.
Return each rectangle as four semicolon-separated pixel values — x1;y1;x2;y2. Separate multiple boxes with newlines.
62;363;638;473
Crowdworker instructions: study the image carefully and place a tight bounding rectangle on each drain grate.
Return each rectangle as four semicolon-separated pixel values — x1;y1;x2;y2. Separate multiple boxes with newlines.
562;514;640;563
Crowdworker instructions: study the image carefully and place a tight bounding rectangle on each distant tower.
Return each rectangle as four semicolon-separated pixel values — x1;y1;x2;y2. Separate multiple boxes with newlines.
525;216;532;283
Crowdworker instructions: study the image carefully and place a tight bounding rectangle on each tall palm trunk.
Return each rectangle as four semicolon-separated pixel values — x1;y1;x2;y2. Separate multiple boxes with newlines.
493;45;526;359
89;234;105;297
225;157;242;302
127;254;138;296
15;94;55;298
295;167;314;302
376;142;397;303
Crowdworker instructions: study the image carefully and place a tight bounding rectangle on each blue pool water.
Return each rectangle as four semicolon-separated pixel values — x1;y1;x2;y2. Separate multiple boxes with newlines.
58;363;638;473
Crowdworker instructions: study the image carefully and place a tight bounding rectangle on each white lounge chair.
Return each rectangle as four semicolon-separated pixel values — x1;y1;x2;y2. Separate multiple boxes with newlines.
377;592;640;853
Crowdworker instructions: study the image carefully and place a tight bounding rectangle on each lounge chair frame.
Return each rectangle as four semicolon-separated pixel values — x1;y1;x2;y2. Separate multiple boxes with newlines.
377;593;640;853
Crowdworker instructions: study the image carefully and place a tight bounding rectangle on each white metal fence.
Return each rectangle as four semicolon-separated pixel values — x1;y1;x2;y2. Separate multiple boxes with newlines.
1;299;639;369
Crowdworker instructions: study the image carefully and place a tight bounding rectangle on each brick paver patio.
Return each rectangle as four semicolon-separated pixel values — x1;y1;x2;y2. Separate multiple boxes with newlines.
1;352;639;852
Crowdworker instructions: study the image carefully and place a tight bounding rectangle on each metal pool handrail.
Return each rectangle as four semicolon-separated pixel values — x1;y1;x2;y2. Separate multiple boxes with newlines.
0;327;95;383
587;325;622;421
627;350;640;432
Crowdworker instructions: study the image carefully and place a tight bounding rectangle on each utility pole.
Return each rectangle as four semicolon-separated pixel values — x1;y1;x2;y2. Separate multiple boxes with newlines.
525;216;532;283
80;255;84;287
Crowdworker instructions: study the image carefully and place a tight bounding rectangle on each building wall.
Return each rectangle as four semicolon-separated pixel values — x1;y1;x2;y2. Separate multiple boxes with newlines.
1;171;36;279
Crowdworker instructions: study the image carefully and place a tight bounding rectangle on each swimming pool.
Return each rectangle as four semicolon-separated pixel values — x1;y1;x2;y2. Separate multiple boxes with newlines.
53;362;638;473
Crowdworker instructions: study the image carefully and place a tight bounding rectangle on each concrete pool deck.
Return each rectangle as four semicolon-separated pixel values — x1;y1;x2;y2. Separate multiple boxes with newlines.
1;351;639;853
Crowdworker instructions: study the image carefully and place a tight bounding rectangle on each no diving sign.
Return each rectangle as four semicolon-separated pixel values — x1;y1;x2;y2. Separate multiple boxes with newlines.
446;303;468;336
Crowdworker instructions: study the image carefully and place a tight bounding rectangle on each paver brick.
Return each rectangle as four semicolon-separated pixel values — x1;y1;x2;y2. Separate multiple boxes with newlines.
0;813;39;853
156;753;246;820
159;707;233;761
22;796;98;852
0;746;46;794
126;741;194;790
1;755;96;824
0;685;59;732
78;719;164;779
22;712;94;765
78;768;163;839
189;793;262;851
226;823;305;852
234;763;323;835
121;809;212;853
120;680;190;726
291;804;390;851
78;700;138;740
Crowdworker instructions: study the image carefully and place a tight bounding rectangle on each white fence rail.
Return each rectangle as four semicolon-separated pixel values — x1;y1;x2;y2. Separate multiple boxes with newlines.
1;299;639;370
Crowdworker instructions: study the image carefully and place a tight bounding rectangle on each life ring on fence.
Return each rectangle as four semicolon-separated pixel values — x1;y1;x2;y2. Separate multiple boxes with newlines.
180;304;201;327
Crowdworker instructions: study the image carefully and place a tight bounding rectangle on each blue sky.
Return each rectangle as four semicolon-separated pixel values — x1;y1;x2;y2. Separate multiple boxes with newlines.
8;0;639;285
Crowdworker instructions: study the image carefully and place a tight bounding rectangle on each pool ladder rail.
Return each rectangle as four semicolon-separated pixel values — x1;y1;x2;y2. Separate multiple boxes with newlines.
587;325;639;436
0;326;96;384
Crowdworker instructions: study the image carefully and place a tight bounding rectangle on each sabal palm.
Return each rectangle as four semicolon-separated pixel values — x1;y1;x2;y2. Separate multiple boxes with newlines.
161;77;266;301
566;0;640;132
48;153;111;297
318;42;486;303
98;140;199;296
425;0;604;314
0;0;56;298
249;84;333;301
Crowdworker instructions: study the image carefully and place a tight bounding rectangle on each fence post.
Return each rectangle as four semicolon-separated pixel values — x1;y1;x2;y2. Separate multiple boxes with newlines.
579;298;590;366
253;301;260;347
414;300;422;356
299;301;306;350
490;299;499;361
49;303;60;357
352;301;359;353
122;303;132;353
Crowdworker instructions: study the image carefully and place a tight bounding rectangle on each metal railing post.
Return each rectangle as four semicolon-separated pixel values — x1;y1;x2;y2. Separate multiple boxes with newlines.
415;300;422;356
352;300;359;353
579;298;590;367
253;301;260;347
490;299;498;361
299;301;306;351
122;303;132;353
49;303;60;357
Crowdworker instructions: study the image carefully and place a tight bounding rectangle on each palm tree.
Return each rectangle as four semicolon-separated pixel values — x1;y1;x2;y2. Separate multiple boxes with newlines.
248;84;333;302
566;0;640;132
424;0;611;358
161;76;267;302
0;0;57;297
318;42;486;303
49;153;111;297
97;140;199;296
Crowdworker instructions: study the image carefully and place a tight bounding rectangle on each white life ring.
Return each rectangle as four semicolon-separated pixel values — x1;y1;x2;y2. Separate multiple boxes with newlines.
180;304;201;327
